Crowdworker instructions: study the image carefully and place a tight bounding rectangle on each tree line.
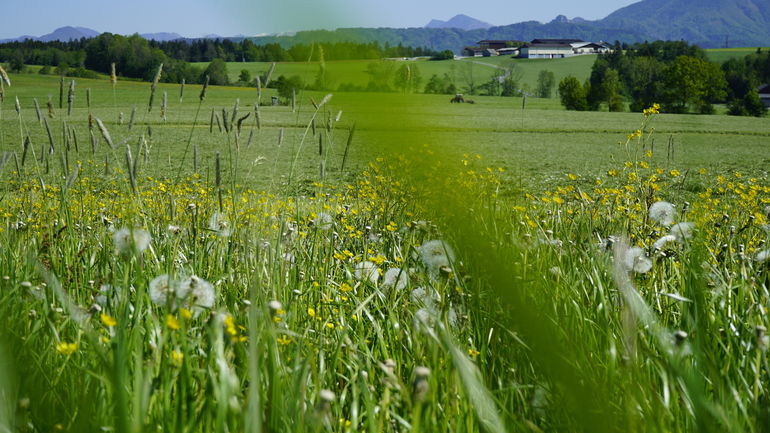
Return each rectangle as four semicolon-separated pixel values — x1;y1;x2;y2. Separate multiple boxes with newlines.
557;40;768;116
0;34;438;84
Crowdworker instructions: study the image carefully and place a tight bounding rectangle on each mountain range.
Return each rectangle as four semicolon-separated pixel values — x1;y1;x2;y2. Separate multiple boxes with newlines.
425;14;493;31
2;0;769;49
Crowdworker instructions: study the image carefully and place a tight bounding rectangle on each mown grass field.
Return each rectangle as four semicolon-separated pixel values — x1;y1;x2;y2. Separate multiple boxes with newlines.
705;47;770;63
1;69;770;433
192;54;597;95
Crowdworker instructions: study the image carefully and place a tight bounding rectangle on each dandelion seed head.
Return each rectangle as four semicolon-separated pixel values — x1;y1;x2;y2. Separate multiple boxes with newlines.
149;274;176;306
313;212;333;230
756;249;770;263
354;261;379;284
418;240;455;275
208;212;231;237
649;201;676;227
623;247;652;274
113;227;151;256
653;234;678;251
179;275;215;311
670;222;695;242
382;268;408;291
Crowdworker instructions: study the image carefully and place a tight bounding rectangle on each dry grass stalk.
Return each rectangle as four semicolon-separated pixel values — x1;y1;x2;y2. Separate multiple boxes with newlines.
128;105;137;130
110;63;117;88
67;80;75;116
95;118;115;149
43;117;55;154
0;79;4;103
278;128;284;146
161;92;168;121
256;76;262;101
231;99;239;130
0;65;10;87
264;63;276;87
15;96;21;116
125;146;136;193
340;122;356;172
58;76;64;109
200;75;209;101
254;103;261;130
179;78;185;102
148;63;163;112
236;113;250;135
46;96;55;118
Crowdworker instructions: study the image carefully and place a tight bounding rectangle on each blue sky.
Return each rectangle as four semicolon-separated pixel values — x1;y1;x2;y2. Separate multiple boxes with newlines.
3;0;638;39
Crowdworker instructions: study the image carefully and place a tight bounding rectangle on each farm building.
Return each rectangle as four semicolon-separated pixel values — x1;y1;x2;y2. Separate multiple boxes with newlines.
463;40;524;57
759;84;770;108
518;39;612;58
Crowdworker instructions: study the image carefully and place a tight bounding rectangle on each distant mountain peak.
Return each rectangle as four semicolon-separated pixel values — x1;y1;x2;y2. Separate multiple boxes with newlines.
425;14;493;31
38;26;100;42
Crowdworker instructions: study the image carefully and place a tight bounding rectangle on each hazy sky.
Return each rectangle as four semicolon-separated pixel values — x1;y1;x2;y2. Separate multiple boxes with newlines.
2;0;639;39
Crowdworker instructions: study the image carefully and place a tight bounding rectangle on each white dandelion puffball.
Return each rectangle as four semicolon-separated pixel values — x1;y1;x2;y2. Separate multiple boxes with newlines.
649;201;676;227
382;268;408;291
623;247;653;274
149;274;176;306
179;275;216;310
756;249;770;263
653;234;678;251
354;261;379;284
113;227;151;256
418;240;455;275
208;212;231;237
313;212;333;230
670;222;695;242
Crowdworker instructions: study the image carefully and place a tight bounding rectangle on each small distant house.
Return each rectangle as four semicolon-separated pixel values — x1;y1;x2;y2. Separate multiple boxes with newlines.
482;48;498;57
463;46;484;57
478;40;514;50
496;47;520;56
759;84;770;108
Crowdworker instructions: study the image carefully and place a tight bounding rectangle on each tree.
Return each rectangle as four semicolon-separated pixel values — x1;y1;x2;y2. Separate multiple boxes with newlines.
393;63;422;93
424;73;456;94
460;61;477;95
727;90;767;117
431;50;454;61
238;69;251;84
203;58;229;86
558;76;588;111
273;75;304;100
662;56;726;113
535;70;555;98
602;69;624;112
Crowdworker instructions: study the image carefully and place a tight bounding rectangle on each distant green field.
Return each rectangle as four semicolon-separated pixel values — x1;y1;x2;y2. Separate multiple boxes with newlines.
192;55;597;97
704;47;769;63
1;72;768;191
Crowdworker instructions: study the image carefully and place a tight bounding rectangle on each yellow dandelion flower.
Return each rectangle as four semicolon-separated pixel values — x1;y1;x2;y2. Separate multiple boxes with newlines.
171;349;184;365
100;313;117;327
277;335;292;345
56;342;78;355
166;314;181;330
308;307;316;318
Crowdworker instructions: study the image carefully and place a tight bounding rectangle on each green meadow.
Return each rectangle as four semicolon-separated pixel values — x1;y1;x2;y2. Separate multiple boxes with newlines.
192;54;598;95
1;68;770;432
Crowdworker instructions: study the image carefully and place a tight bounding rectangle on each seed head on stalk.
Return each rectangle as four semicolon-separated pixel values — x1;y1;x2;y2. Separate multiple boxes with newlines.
200;75;209;101
148;63;163;112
